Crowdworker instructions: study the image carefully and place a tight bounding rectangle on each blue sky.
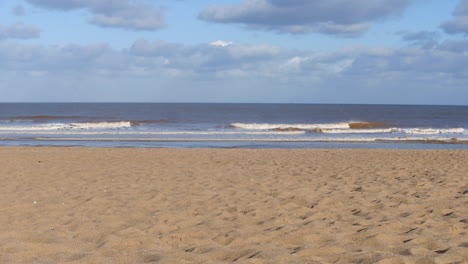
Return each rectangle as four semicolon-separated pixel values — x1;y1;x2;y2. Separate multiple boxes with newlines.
1;0;467;104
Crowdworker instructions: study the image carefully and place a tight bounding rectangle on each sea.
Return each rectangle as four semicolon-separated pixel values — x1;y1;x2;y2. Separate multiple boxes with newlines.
1;103;467;149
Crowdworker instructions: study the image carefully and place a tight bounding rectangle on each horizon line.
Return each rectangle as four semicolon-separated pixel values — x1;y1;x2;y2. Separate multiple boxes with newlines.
0;102;467;107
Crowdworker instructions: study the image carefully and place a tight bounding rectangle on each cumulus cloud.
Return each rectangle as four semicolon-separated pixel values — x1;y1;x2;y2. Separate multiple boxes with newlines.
0;39;468;78
2;38;467;79
399;30;439;48
128;39;282;73
25;0;165;31
0;23;41;40
438;40;468;53
199;0;412;37
442;0;468;35
346;47;468;76
210;40;233;47
0;42;122;72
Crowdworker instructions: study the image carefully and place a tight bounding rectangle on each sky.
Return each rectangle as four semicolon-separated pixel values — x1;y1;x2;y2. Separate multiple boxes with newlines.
0;0;468;104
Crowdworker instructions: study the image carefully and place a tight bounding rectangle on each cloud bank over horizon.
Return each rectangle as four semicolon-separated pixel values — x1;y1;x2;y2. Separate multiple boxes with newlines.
0;0;467;104
2;37;467;104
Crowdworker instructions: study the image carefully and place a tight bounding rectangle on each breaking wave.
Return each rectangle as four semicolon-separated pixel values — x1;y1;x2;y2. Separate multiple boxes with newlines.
230;122;350;130
229;122;464;135
0;116;174;126
130;119;173;125
0;121;133;131
0;131;306;135
230;122;390;130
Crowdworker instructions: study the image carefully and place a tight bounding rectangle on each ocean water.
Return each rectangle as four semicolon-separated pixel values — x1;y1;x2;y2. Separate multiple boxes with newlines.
0;103;467;149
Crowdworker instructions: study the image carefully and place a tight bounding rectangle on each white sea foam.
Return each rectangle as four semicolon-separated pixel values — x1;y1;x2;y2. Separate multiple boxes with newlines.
401;128;464;135
0;131;306;135
319;128;398;134
320;128;465;135
229;123;464;135
230;122;350;130
68;121;132;129
0;121;133;131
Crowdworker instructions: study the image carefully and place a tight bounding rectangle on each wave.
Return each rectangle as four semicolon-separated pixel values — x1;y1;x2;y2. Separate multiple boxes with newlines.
0;131;306;135
130;119;173;125
230;122;350;130
0;121;133;131
317;128;464;135
348;122;391;129
271;127;304;131
230;122;391;130
1;116;174;125
229;122;464;135
401;128;465;135
68;121;133;129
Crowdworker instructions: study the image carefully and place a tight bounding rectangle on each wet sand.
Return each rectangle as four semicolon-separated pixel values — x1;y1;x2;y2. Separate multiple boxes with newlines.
0;147;467;264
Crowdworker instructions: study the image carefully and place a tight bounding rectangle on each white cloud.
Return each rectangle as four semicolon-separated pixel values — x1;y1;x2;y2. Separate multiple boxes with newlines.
199;0;413;37
442;1;468;35
2;39;467;79
1;38;467;104
26;0;165;31
210;40;233;47
0;23;41;40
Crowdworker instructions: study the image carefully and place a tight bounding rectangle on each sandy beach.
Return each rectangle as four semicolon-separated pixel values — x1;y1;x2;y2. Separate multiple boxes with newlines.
0;147;466;264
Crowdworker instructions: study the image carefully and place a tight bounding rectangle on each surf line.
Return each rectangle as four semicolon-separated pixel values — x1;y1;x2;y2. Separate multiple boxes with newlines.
12;137;467;144
0;131;306;135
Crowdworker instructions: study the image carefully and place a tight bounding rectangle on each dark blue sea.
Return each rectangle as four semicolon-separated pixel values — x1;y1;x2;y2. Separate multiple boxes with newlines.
0;103;467;149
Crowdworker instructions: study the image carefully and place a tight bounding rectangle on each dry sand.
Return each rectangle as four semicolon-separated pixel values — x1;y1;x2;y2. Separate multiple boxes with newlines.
0;147;467;264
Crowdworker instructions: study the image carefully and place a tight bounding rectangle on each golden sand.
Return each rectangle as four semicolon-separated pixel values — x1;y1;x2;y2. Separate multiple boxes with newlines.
0;147;467;264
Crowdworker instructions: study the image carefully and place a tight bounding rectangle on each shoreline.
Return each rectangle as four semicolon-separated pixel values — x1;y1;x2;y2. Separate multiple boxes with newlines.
1;136;468;145
1;147;467;263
